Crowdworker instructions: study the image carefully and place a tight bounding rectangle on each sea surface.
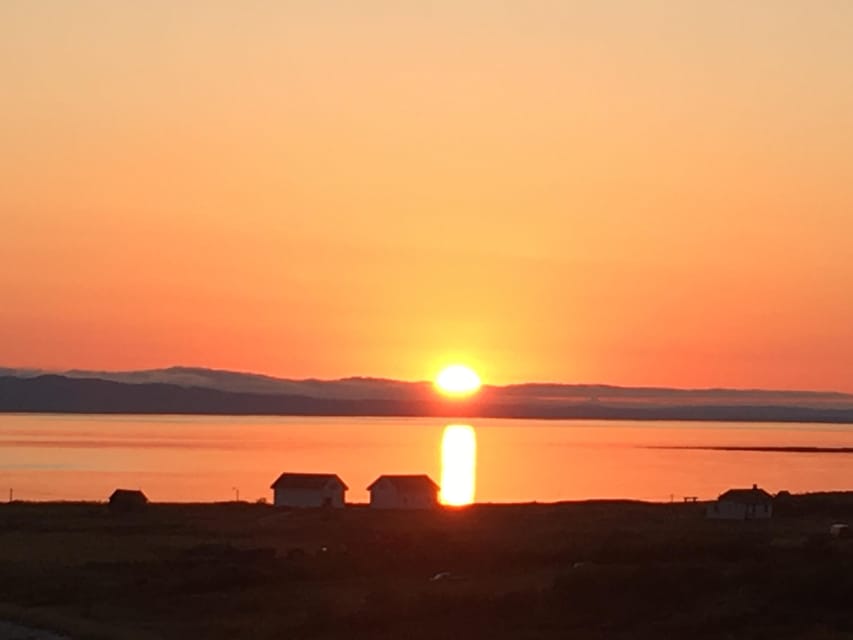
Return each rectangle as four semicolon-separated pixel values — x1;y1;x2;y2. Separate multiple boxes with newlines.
1;414;852;504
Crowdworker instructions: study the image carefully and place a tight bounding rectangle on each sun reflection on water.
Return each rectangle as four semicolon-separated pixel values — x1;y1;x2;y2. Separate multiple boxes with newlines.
440;424;477;506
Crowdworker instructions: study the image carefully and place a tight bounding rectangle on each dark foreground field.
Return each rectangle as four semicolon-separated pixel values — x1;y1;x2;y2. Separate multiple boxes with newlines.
1;496;852;639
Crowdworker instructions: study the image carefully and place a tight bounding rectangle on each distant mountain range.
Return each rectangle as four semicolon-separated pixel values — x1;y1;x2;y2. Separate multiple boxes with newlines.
1;366;853;422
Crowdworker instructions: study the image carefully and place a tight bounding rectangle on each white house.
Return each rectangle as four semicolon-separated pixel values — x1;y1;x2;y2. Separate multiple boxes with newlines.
706;484;773;520
367;475;440;509
270;473;348;508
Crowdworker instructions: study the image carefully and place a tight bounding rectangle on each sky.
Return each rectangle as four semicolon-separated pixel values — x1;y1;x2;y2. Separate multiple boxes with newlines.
1;1;852;390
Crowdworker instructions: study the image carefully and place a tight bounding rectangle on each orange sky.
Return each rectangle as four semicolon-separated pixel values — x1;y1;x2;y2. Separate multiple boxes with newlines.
1;1;852;390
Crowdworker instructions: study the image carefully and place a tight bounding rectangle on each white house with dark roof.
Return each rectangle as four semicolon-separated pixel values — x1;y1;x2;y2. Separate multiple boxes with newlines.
367;475;440;509
270;473;348;508
707;484;773;520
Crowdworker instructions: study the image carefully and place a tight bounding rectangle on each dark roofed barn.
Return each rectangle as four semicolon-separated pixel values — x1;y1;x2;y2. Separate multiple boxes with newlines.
108;489;148;513
271;473;348;508
707;484;773;520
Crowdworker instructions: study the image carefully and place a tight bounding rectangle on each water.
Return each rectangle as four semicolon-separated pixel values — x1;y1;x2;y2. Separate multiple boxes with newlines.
1;414;852;504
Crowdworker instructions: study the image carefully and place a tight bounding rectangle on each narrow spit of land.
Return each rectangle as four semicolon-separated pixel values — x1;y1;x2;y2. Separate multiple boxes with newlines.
647;445;853;453
0;495;852;639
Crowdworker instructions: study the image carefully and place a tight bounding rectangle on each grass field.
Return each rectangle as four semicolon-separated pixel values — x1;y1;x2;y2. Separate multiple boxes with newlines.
1;495;852;639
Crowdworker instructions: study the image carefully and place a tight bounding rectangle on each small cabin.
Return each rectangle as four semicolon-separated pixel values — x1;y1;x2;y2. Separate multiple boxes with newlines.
108;489;148;513
706;484;773;520
367;475;440;509
270;473;347;508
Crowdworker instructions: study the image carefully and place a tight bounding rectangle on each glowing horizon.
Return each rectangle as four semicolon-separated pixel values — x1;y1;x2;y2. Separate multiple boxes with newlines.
2;2;853;391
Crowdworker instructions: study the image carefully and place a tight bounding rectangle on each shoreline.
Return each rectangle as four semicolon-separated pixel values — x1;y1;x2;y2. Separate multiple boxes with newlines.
3;491;852;507
4;374;853;424
3;409;853;425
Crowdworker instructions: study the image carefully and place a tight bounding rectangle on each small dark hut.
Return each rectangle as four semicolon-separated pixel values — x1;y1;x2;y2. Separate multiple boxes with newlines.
108;489;148;513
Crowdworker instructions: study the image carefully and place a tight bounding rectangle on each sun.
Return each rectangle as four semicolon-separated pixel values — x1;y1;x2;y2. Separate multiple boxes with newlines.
435;365;482;397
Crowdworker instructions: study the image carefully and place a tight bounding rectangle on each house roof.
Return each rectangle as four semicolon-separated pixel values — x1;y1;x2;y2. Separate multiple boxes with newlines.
109;489;148;501
270;473;348;491
718;486;773;504
367;474;440;492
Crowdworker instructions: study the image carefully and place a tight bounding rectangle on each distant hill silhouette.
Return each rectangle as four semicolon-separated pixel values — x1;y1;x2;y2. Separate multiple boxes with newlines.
1;368;853;422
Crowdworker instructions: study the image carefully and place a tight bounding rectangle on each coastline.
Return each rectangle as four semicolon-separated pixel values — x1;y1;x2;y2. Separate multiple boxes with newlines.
2;408;853;424
4;374;853;424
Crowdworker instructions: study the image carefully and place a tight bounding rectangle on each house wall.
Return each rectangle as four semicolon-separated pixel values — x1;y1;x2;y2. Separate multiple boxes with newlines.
273;487;345;508
108;496;147;512
706;500;772;520
369;484;438;509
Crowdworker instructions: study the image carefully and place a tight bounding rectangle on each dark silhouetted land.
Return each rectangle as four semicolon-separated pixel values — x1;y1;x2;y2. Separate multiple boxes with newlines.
1;494;852;639
2;367;853;422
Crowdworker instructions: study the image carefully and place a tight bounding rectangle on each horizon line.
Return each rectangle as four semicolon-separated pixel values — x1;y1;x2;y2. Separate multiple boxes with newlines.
1;363;851;397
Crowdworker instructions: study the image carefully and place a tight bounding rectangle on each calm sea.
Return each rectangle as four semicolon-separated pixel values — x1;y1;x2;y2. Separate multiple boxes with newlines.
1;414;852;504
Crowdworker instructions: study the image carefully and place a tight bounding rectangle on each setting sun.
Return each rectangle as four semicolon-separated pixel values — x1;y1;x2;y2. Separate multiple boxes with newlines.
435;365;482;397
